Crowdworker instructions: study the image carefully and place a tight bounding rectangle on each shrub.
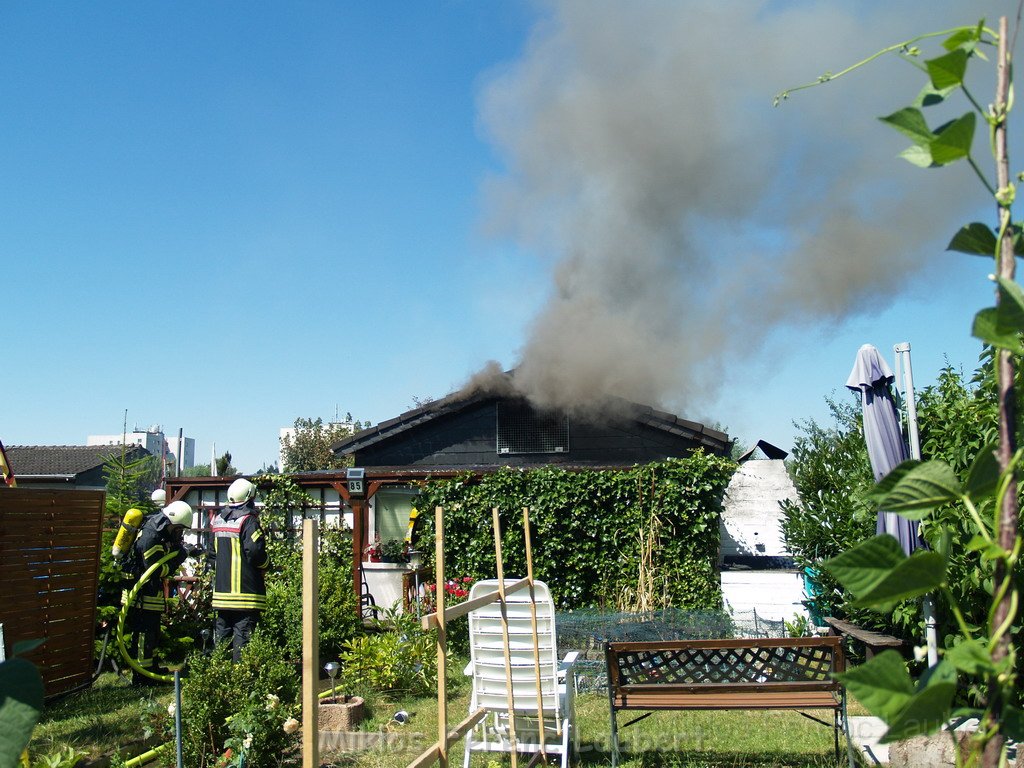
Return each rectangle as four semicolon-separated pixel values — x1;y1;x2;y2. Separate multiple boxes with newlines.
179;632;299;768
260;525;361;661
335;607;436;697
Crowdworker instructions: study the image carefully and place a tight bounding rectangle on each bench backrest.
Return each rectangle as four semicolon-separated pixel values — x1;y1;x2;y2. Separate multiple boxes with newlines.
606;637;845;693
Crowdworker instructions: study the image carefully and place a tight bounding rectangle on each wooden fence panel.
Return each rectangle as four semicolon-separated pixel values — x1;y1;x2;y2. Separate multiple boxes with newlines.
0;488;105;697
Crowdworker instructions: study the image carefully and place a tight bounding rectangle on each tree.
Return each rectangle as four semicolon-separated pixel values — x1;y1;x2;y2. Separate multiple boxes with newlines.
280;417;358;473
216;451;237;476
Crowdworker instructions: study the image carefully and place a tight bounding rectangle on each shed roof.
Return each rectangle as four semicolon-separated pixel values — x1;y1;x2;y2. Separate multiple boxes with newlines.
331;387;730;457
5;444;150;478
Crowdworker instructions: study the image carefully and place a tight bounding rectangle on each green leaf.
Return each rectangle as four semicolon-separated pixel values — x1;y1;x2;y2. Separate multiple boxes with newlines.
943;639;995;676
869;460;962;516
0;658;45;767
882;662;957;742
947;222;997;256
899;144;934;167
856;550;947;609
879;107;933;146
942;27;981;52
995;276;1024;335
837;650;914;721
930;112;976;166
926;49;969;90
913;81;957;108
823;535;945;609
973;307;1024;354
964;443;999;503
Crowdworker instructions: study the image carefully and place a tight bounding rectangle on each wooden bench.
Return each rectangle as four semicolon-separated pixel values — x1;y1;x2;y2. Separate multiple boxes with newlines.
605;637;853;768
824;617;903;660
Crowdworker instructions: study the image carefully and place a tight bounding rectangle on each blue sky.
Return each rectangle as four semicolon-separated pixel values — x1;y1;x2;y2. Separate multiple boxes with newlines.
2;1;1017;472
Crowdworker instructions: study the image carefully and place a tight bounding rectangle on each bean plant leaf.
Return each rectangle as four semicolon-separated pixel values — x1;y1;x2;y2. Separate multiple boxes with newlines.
837;650;914;721
823;535;946;609
869;460;962;516
942;26;981;52
930;112;976;166
943;638;995;676
994;276;1024;334
926;49;969;90
0;658;44;767
973;307;1024;354
882;661;957;742
913;81;957;108
964;443;1000;503
879;107;933;145
947;222;997;256
899;144;935;168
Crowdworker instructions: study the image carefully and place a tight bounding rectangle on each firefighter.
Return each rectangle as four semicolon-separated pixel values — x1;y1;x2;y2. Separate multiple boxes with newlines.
212;478;270;662
127;500;193;685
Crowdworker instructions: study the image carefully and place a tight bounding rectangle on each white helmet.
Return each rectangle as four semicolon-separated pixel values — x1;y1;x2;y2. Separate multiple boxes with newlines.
163;500;193;528
151;489;166;505
227;478;256;506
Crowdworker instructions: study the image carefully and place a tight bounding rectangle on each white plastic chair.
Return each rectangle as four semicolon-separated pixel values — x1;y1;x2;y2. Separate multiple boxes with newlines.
462;579;578;768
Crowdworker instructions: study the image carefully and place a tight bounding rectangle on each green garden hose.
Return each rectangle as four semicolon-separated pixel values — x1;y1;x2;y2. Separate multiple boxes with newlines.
115;551;180;683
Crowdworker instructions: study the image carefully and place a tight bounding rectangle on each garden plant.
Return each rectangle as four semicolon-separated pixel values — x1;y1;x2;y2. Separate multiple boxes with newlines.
778;16;1021;765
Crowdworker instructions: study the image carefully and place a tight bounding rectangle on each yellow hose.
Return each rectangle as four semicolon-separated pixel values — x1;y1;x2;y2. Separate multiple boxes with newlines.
115;551;180;683
122;742;170;767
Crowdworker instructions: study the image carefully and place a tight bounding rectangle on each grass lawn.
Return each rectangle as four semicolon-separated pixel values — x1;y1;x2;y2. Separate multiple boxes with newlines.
29;673;860;768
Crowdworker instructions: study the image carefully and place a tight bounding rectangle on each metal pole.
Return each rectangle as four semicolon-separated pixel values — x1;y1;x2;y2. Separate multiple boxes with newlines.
174;670;183;768
894;342;938;667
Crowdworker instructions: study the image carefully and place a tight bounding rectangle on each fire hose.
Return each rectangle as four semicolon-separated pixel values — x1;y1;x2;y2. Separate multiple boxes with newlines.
115;550;181;684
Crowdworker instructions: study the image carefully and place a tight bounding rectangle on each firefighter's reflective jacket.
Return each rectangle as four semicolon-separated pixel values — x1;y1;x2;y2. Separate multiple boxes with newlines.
127;513;187;612
211;502;270;611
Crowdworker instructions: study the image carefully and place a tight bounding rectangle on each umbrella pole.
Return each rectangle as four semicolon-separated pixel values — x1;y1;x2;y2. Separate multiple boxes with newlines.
895;342;939;667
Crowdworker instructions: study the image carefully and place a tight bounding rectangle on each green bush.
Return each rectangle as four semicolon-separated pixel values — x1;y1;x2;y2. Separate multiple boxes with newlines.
336;607;436;697
782;356;1024;660
179;633;299;768
412;453;735;610
259;525;361;661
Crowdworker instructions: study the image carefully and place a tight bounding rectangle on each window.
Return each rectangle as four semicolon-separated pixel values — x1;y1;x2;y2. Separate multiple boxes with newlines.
496;401;569;454
372;486;417;544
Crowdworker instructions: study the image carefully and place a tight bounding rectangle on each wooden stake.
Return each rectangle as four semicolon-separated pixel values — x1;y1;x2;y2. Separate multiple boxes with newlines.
523;508;551;752
493;507;518;768
302;518;319;768
435;506;448;768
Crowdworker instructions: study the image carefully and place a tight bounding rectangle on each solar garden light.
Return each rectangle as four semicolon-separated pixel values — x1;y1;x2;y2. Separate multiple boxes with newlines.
324;661;340;702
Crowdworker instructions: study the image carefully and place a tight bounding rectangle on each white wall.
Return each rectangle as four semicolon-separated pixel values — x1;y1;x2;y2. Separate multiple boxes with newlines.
719;460;797;560
721;570;807;625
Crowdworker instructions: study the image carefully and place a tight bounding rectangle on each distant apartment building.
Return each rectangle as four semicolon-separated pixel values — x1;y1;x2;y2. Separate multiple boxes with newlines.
88;425;195;471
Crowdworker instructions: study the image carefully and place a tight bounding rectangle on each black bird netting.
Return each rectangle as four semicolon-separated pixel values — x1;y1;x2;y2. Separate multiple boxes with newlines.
554;607;788;691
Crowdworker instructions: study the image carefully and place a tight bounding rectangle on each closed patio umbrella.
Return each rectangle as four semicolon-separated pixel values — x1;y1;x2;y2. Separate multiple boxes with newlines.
847;343;936;665
846;344;921;554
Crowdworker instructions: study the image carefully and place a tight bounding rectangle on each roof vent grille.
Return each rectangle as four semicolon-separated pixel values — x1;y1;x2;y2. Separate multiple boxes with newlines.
496;401;569;455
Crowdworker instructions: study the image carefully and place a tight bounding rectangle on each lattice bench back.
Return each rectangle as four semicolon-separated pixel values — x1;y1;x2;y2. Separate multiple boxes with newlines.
608;637;843;690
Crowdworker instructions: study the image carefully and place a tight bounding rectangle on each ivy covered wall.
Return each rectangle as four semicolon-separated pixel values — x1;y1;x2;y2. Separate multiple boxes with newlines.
412;451;736;610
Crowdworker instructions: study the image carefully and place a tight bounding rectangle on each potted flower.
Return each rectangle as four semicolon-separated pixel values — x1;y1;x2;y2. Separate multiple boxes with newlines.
379;538;407;564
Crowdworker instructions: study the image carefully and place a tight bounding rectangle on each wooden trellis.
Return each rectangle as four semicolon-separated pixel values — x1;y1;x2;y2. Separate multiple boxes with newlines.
407;506;549;768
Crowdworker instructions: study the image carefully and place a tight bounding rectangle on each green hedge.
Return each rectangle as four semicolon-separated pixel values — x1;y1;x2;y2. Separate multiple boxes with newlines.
412;452;735;610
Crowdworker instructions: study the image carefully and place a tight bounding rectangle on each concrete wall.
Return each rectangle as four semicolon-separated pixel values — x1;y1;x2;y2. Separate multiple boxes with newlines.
719;459;809;625
720;459;796;559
